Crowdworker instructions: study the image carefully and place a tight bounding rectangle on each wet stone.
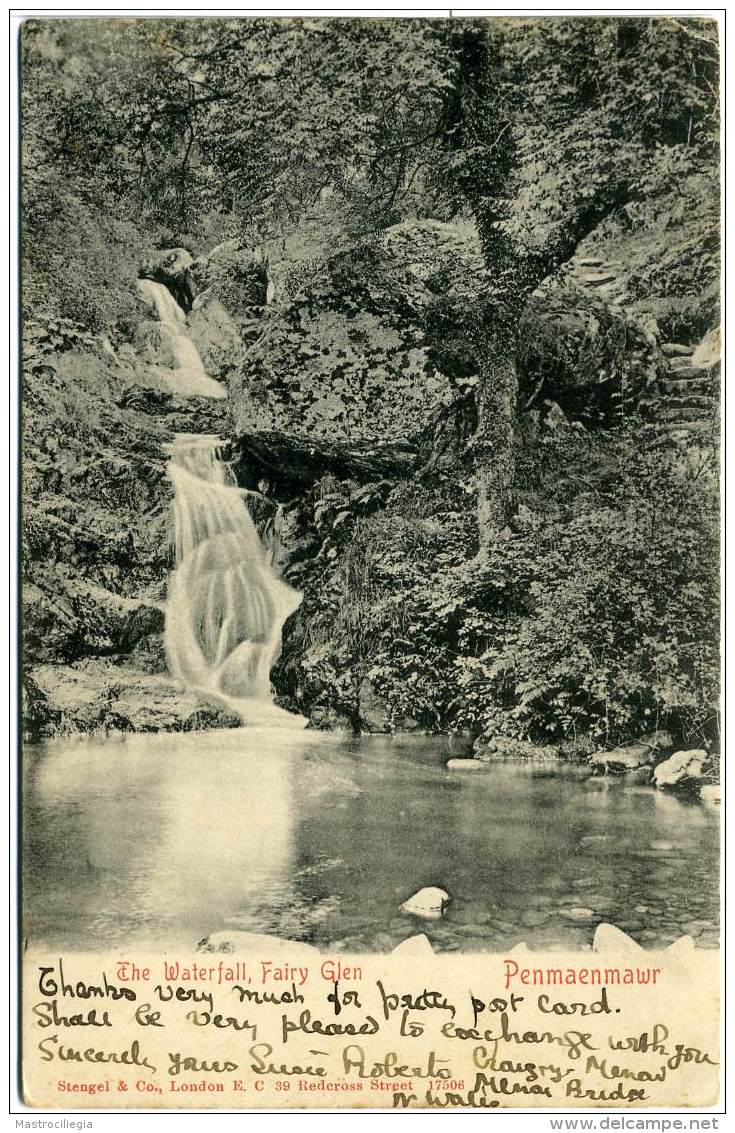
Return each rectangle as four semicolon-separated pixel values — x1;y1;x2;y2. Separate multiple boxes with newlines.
493;920;520;934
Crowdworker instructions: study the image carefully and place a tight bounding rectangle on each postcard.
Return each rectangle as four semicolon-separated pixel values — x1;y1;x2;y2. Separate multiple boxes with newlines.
17;12;722;1113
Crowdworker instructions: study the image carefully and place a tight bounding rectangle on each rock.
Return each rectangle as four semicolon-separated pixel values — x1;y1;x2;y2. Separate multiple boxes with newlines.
543;400;569;429
229;219;479;446
115;384;228;433
358;677;392;734
25;661;241;740
590;730;672;774
638;729;674;750
133;320;178;368
474;735;558;762
563;907;596;921
691;325;720;369
140;247;195;310
229;431;417;494
126;633;167;675
198;932;320;956
391;934;435;957
653;749;707;789
642;317;661;345
23;579;165;665
661;342;694;358
580;271;618;286
308;705;354;732
187;294;242;382
446;758;484;771
593;924;645;954
400;887;451;919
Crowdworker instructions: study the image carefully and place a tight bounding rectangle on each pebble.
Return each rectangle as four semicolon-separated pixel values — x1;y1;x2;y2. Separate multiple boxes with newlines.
680;920;712;935
563;907;596;920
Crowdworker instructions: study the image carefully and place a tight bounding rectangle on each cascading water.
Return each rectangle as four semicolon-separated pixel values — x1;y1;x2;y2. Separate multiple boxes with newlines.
165;435;305;727
137;278;228;400
141;276;305;728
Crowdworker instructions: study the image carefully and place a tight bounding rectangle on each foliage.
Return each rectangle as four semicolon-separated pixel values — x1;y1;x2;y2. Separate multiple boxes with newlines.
287;429;718;748
451;435;718;748
21;16;720;756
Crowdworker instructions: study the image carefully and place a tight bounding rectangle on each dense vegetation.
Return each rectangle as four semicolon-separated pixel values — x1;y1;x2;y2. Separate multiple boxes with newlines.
22;17;720;756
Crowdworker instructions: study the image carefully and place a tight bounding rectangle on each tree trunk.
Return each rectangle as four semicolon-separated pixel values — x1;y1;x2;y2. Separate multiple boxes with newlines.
473;315;518;550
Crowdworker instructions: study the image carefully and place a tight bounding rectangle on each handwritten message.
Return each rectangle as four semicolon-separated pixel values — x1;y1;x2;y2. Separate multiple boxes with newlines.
22;948;720;1109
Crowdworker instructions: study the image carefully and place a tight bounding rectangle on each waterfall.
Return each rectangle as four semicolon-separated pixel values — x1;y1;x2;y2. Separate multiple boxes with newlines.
139;275;304;727
137;278;228;400
165;434;306;728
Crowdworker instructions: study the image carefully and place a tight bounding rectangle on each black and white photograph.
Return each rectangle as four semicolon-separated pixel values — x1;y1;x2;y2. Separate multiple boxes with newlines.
19;11;720;984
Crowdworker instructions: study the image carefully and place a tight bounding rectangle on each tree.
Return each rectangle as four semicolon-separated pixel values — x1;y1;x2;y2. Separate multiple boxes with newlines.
443;17;719;544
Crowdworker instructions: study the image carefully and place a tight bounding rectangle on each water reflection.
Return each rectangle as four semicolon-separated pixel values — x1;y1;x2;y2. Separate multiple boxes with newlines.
23;731;719;953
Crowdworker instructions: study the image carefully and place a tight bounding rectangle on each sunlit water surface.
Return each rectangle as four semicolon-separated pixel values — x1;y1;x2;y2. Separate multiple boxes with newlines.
23;729;719;952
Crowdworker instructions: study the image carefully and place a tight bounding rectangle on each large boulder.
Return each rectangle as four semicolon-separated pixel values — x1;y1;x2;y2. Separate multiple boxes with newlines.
653;749;707;790
187;293;242;382
23;578;164;665
24;661;241;741
356;676;420;734
691;324;720;369
140;247;195;310
228;219;484;447
518;287;664;425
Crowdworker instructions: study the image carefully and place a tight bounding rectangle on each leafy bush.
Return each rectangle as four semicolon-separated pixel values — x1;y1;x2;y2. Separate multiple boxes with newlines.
452;429;719;748
286;427;718;749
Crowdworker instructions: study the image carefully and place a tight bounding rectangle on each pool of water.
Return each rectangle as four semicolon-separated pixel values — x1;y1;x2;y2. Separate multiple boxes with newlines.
22;728;719;952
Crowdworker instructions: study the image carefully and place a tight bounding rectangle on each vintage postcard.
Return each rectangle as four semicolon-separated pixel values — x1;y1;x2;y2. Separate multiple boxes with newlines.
16;11;722;1114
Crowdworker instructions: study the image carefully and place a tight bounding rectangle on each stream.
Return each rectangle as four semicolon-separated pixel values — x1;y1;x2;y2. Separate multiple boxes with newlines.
23;729;719;953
